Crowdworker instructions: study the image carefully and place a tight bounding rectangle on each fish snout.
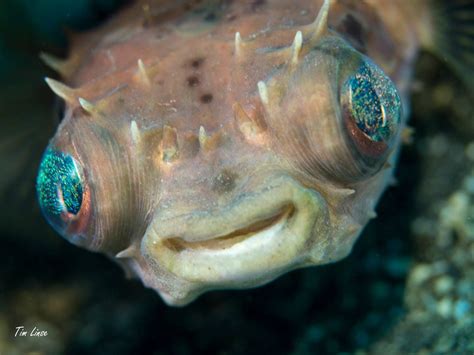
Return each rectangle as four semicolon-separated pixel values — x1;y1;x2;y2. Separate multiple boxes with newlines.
140;174;330;303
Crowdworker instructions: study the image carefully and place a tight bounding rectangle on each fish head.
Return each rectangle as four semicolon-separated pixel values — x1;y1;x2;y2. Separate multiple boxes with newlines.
140;35;403;304
36;1;403;305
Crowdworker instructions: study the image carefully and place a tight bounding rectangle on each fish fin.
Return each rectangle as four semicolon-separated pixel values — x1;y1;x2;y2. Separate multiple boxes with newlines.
426;0;474;91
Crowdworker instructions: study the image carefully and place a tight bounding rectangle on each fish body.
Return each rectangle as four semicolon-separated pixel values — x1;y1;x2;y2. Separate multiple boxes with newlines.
36;0;472;305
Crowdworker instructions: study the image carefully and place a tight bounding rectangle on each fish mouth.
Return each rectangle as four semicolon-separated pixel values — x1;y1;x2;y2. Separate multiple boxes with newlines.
143;175;328;293
162;205;295;252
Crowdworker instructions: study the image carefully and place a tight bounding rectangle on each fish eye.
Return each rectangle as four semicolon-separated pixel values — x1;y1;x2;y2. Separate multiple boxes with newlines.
341;59;401;159
36;148;89;237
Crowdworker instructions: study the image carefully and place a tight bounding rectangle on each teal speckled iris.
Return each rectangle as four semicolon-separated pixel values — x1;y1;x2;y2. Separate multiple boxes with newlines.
36;148;83;230
344;61;401;143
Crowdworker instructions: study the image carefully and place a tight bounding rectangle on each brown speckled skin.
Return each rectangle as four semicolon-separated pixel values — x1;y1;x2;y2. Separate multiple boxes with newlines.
46;0;427;305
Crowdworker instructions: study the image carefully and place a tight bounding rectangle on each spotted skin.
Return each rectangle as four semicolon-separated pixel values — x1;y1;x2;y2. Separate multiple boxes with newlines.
38;0;432;305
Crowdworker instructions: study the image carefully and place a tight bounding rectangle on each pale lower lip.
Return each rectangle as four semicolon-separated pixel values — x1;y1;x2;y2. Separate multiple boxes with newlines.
148;209;295;282
142;175;327;287
145;207;319;284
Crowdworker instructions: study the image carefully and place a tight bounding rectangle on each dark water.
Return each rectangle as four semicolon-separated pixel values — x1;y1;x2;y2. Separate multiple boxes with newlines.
0;1;472;354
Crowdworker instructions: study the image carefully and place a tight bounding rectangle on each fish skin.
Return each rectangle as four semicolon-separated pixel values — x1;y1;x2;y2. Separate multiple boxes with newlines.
40;0;425;305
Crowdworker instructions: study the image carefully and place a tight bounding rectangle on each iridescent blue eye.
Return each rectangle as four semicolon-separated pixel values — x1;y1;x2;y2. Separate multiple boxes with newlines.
342;59;401;156
36;148;84;233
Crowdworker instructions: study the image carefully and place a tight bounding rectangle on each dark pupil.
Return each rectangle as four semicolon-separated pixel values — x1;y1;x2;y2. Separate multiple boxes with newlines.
37;149;83;218
348;64;389;142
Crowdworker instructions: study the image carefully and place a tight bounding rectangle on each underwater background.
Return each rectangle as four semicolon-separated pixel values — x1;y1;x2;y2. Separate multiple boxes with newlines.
0;0;473;354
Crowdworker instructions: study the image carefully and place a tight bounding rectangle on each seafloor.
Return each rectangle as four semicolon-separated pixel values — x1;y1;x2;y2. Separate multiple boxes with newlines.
0;1;473;354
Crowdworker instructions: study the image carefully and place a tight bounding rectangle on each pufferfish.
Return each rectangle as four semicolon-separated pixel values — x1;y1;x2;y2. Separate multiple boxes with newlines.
36;0;474;305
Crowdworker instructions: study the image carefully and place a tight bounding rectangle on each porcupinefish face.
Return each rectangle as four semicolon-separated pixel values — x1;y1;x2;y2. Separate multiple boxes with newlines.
36;0;404;305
